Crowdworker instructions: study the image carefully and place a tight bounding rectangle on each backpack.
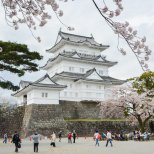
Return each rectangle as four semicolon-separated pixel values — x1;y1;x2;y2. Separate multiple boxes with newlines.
97;134;101;140
68;133;72;139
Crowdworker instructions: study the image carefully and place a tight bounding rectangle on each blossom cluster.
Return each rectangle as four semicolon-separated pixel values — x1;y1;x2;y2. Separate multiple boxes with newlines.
95;0;152;71
101;0;123;18
1;0;73;42
113;21;151;70
100;86;154;123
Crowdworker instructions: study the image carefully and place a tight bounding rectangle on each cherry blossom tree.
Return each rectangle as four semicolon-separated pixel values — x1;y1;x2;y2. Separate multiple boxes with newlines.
0;0;152;71
100;86;154;133
99;100;124;119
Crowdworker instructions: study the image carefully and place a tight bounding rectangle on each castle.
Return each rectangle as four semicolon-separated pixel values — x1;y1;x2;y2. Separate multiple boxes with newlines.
11;31;126;136
13;30;124;105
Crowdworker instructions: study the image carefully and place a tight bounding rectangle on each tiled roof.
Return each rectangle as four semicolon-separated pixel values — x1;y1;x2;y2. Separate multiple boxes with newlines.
41;51;117;69
46;31;109;52
59;31;108;47
52;68;125;85
13;74;67;96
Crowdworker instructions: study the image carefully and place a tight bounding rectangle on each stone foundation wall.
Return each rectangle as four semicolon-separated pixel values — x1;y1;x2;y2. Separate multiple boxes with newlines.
60;100;100;119
0;106;25;137
22;104;68;137
0;101;141;138
66;121;135;137
22;101;135;137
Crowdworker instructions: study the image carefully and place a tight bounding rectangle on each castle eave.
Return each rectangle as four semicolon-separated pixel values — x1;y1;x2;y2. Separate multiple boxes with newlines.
46;39;109;53
41;53;117;70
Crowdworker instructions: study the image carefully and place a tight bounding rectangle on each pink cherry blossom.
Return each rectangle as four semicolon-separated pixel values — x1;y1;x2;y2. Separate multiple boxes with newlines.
100;86;154;133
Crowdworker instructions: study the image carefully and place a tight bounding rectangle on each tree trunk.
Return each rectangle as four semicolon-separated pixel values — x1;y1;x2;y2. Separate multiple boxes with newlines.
137;115;152;133
137;116;145;133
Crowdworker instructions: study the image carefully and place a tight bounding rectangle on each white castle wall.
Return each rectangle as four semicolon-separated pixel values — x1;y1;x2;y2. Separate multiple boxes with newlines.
58;79;105;101
53;44;103;56
26;89;60;105
47;60;109;77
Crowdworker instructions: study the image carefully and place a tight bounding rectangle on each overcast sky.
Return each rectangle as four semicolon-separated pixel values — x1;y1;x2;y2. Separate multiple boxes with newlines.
0;0;154;99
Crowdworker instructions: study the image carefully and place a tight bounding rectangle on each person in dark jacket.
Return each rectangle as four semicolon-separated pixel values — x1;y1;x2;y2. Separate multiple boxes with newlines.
12;131;21;152
72;130;77;143
58;131;62;142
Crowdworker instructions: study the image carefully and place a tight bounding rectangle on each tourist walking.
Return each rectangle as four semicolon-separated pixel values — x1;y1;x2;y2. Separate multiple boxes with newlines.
12;131;21;153
72;130;77;143
68;132;72;143
3;133;8;143
94;130;101;146
58;131;62;142
32;132;40;152
50;132;56;147
102;132;106;140
106;130;113;147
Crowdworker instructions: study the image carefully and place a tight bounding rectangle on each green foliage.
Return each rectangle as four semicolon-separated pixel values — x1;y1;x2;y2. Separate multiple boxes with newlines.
0;41;42;91
130;72;154;97
64;118;127;122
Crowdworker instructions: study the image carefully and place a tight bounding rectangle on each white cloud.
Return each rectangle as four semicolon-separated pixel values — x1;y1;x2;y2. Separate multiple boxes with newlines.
127;15;154;27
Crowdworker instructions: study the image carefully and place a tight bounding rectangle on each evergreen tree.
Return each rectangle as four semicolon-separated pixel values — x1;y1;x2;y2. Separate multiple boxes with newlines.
0;41;42;91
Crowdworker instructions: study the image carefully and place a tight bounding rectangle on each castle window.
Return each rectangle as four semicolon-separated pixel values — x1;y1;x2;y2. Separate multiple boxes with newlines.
42;92;48;98
99;70;103;75
80;68;84;73
45;93;48;97
69;67;74;72
42;93;44;97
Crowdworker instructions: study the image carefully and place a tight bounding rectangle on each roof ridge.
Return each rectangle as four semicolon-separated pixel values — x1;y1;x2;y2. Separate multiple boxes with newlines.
33;74;58;85
59;31;93;39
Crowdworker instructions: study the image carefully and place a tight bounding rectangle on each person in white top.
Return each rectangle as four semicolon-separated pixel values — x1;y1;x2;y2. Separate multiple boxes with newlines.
50;132;56;147
106;131;113;147
94;130;101;146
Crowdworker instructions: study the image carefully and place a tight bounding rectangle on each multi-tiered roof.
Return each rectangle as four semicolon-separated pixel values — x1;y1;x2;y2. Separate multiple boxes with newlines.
42;31;117;70
46;31;109;53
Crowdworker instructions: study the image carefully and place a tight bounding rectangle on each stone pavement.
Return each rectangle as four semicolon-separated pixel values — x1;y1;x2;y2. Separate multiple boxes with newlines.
0;137;153;154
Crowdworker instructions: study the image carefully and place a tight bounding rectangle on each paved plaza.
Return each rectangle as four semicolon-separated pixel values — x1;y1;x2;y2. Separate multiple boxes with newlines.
0;137;153;154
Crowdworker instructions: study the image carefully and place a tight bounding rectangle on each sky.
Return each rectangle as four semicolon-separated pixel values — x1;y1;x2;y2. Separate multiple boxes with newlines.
0;0;154;100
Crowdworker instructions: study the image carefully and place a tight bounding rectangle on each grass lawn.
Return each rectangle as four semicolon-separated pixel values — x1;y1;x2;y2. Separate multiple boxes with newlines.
64;118;128;122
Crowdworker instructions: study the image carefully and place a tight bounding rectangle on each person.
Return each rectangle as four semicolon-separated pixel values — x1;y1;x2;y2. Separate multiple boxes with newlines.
58;131;62;142
32;132;40;152
12;131;21;153
143;131;149;141
94;130;101;146
68;132;72;143
106;130;113;147
50;132;56;147
72;130;77;143
3;133;8;143
102;132;106;140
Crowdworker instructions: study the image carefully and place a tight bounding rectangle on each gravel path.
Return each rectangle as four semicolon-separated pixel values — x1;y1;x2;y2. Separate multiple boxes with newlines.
0;137;153;154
